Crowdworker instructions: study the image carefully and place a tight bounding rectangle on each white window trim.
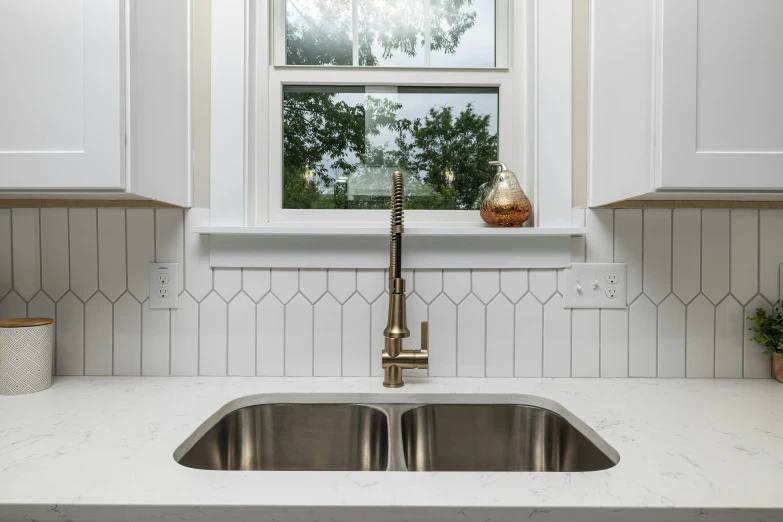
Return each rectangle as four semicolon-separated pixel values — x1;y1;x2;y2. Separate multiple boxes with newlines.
210;0;573;231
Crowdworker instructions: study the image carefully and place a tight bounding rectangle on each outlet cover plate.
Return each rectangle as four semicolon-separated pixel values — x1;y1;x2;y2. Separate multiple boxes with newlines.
563;263;627;309
149;263;179;309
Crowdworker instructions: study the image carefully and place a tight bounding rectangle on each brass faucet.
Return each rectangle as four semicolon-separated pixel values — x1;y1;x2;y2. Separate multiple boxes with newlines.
382;171;428;388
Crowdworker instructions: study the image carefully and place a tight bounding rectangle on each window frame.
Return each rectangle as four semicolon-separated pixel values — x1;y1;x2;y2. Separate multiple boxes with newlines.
209;0;574;231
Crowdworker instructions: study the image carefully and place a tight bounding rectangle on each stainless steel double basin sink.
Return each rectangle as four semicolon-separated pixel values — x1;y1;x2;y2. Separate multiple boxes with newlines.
176;399;619;472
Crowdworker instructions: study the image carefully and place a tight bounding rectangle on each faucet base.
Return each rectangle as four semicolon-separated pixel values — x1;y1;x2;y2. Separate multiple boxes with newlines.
382;382;404;389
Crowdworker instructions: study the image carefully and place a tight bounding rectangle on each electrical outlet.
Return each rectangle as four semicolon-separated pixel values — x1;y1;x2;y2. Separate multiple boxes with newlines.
563;263;627;309
149;263;179;309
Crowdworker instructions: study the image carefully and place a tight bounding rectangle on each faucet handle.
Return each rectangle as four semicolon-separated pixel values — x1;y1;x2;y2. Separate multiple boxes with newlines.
421;321;428;352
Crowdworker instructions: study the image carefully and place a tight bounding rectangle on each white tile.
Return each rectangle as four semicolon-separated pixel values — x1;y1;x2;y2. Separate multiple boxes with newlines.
11;208;41;301
585;209;614;263
0;210;11;300
486;295;514;377
457;294;485;376
285;294;313;376
759;211;783;303
556;269;567;296
0;291;26;320
299;268;327;303
68;209;98;301
600;308;628;377
142;301;170;376
113;293;141;376
313;294;341;376
40;209;70;301
414;270;442;304
515;294;543;377
227;293;255;376
672;209;701;304
401;269;414;296
171;292;198;376
500;269;528;303
343;294;370;376
628;295;657;377
370;295;389;377
199;292;227;376
85;293;112;376
571;309;599;377
126;210;155;302
328;269;356;303
28;292;55;376
271;268;298;304
614;210;643;303
184;209;212;302
28;291;55;320
686;295;715;378
658;294;686;377
471;270;500;305
357;269;385;303
154;209;184;290
529;269;557;302
715;296;744;378
429;294;456;377
56;292;83;376
642;209;672;305
405;293;428;377
730;210;759;305
257;294;284;376
97;209;126;302
744;295;772;378
443;270;471;303
701;210;730;305
243;268;270;302
543;295;571;377
213;268;242;301
571;208;586;262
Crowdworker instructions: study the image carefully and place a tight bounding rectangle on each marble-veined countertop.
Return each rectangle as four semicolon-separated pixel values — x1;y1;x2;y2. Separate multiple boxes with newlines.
0;376;781;522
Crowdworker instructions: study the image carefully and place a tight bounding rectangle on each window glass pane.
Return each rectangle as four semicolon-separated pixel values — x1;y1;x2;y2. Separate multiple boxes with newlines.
283;86;499;210
286;0;353;65
430;0;495;68
358;0;426;67
284;0;497;67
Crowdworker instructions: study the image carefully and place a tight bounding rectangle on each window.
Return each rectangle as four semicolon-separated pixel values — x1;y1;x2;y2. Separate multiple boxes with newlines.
283;86;499;210
256;0;527;225
284;0;497;67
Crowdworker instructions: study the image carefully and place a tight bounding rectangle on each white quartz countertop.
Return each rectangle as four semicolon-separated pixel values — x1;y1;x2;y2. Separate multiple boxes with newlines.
1;377;782;522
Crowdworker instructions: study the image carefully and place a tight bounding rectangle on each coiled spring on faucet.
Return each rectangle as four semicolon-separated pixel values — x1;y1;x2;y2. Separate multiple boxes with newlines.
389;171;405;283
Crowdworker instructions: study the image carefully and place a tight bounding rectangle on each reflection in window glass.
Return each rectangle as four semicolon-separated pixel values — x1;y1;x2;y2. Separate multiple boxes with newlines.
286;0;353;65
358;0;426;67
283;86;499;210
430;0;495;68
285;0;497;67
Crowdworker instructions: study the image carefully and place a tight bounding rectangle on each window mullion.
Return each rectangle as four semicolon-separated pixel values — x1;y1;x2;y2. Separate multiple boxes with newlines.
423;0;431;67
352;0;359;66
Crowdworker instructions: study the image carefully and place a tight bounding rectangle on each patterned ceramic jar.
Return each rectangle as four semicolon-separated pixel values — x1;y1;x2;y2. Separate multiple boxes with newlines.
0;318;54;395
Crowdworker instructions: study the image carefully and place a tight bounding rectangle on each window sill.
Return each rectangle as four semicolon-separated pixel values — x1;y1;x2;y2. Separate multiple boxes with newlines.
198;223;584;270
193;223;587;237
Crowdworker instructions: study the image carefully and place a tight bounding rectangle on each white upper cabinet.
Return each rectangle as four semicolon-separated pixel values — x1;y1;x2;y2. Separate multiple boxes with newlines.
0;1;122;190
589;0;783;206
0;0;191;206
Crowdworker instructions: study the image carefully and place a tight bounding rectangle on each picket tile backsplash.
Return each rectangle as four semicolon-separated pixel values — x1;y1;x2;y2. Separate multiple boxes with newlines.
0;207;777;379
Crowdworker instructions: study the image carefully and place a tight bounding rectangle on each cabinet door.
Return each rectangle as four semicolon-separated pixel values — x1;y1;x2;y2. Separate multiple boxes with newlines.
0;0;122;190
659;0;783;190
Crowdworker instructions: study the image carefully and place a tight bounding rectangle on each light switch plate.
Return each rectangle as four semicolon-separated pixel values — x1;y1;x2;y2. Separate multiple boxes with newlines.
563;263;627;309
149;263;179;309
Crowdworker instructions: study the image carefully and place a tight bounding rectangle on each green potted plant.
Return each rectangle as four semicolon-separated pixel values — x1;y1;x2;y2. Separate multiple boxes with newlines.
747;304;783;383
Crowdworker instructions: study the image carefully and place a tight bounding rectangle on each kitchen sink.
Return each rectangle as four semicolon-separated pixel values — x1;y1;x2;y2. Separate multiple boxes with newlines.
176;399;618;472
401;404;615;472
177;404;389;471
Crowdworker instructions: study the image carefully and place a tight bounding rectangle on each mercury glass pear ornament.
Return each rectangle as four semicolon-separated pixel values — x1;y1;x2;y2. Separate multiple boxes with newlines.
479;161;532;227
